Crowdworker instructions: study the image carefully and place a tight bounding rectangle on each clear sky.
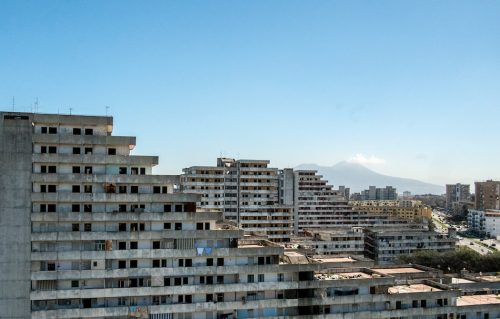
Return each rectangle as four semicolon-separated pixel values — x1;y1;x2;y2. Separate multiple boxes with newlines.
1;0;499;186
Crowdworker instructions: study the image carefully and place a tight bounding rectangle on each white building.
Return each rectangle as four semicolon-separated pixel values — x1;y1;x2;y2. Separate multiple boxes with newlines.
468;209;500;238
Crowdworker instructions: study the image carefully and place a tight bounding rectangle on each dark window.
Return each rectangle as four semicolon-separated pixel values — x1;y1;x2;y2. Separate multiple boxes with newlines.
84;223;91;232
258;257;265;265
163;223;171;229
139;223;145;231
153;186;161;194
153;241;160;249
396;301;401;309
175;223;182;230
258;274;264;282
206;294;213;302
207;276;213;285
178;259;184;267
130;241;138;249
84;204;92;213
216;293;224;302
421;300;427;308
131;186;138;194
40;204;47;212
119;167;127;175
48;127;57;134
84;185;92;193
41;127;47;134
72;185;80;193
108;148;116;155
131;167;139;175
248;275;254;283
412;300;418;308
84;147;92;154
185;259;192;267
129;260;137;268
119;204;127;212
73;147;81;154
217;258;224;266
164;278;170;286
266;256;271;264
118;260;126;269
119;223;126;231
152;260;160;268
140;167;146;175
72;204;80;213
71;280;78;288
72;166;80;174
175;204;183;212
47;204;56;212
47;263;56;271
130;278;137;287
72;224;80;231
174;278;181;286
164;204;171;212
41;146;47;153
41;166;47;173
48;166;56;173
84;166;92;174
217;276;223;284
73;128;81;135
197;223;203;230
162;259;166;267
48;146;57;154
119;186;127;193
205;223;210;230
162;186;168;193
84;128;93;135
207;258;213;266
118;242;126;250
130;223;138;231
40;185;47;193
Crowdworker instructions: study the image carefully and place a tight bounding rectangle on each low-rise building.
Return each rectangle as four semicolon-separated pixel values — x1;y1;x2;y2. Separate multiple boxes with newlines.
350;200;432;221
292;227;366;256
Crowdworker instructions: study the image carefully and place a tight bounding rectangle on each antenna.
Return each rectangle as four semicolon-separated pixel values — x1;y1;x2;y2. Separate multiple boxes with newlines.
105;105;110;116
34;98;39;113
12;96;15;111
69;107;73;115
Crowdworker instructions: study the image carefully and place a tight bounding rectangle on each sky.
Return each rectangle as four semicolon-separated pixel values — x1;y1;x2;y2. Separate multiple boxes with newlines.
1;0;499;186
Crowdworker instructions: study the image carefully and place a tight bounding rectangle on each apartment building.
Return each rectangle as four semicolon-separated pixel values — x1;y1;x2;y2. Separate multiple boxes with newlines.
181;159;293;242
350;200;432;221
365;228;458;264
279;169;353;234
445;183;471;211
295;227;366;256
475;180;500;210
1;112;500;319
359;186;398;200
468;209;500;238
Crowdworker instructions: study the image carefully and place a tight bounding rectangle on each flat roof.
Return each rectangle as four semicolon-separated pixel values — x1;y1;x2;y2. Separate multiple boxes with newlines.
375;267;425;275
315;272;374;280
388;284;441;294
451;278;475;284
478;275;500;282
312;256;356;263
457;294;500;306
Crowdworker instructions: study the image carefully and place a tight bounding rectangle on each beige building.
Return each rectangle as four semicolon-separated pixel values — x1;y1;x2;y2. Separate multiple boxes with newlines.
350;200;432;220
475;180;500;210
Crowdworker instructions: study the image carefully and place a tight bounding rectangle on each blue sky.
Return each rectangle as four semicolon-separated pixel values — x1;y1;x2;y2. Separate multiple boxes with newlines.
1;0;499;186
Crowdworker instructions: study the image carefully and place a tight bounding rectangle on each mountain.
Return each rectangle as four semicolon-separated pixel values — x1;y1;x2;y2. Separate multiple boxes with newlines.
295;161;444;195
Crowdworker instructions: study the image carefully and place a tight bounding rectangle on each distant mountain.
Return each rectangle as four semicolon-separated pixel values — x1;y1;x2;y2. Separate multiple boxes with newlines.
295;161;444;195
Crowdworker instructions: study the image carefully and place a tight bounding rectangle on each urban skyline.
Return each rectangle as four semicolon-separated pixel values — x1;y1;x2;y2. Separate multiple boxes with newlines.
2;1;500;186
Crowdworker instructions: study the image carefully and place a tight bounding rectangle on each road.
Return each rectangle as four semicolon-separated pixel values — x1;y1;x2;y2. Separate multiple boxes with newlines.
457;237;493;255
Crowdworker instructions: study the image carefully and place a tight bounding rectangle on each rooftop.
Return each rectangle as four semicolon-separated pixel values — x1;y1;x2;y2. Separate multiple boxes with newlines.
315;271;374;280
477;274;500;282
375;267;425;275
451;278;475;284
311;256;356;264
457;294;500;306
388;284;441;294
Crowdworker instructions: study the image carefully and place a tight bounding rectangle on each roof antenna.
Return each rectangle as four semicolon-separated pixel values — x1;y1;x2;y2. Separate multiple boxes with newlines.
105;105;110;116
12;96;15;111
69;107;73;115
34;98;39;113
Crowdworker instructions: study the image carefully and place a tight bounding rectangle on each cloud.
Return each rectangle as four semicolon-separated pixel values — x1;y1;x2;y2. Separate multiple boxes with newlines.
348;153;386;165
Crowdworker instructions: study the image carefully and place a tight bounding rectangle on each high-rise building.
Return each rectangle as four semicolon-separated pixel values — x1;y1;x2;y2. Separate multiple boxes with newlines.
181;158;293;242
475;180;500;210
445;183;471;211
360;186;398;200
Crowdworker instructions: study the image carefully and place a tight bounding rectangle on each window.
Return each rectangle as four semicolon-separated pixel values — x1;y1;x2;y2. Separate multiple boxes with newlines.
72;224;80;231
41;146;47;153
84;128;93;135
118;260;126;269
164;204;172;212
73;128;81;135
185;259;192;267
119;167;127;175
278;273;284;282
153;186;161;194
175;223;182;230
48;204;56;212
48;127;57;134
118;223;127;231
248;275;254;283
71;280;79;288
175;204;183;212
84;166;92;174
41;127;47;134
119;186;127;193
72;204;80;213
217;258;224;266
40;185;47;193
84;223;91;232
206;294;213;302
162;186;168;193
41;165;47;173
131;167;139;175
118;242;126;250
129;260;137;268
47;185;56;192
48;146;57;154
207;276;213;285
396;301;401;310
152;260;160;268
131;186;138;194
178;259;184;267
175;277;182;286
164;278;170;286
131;223;138;231
205;223;210;230
119;205;127;212
139;223;145;231
412;300;418;308
47;263;56;271
258;257;265;265
48;166;56;173
197;223;203;230
153;241;160;249
84;204;92;213
185;295;192;304
73;147;81;154
140;167;146;175
217;276;223;284
108;148;116;155
84;147;92;154
130;241;138;249
72;166;80;174
84;185;92;193
258;274;264;282
216;293;224;302
72;185;80;193
163;223;171;229
207;258;213;266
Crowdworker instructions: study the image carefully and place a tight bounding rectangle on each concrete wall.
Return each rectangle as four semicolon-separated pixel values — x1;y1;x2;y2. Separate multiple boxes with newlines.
0;113;33;318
